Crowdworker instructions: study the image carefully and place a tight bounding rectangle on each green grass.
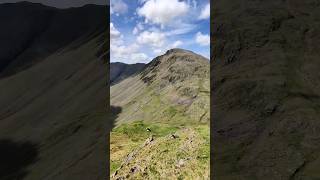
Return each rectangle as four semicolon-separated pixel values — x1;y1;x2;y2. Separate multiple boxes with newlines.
111;122;210;179
110;70;210;178
110;121;180;175
196;125;210;166
110;160;122;174
164;106;178;118
112;120;179;141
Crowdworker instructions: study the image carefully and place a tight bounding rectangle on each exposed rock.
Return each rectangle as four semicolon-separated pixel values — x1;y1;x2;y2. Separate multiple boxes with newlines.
176;159;185;168
170;134;178;139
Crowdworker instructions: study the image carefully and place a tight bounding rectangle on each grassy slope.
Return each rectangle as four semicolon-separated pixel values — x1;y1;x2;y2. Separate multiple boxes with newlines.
111;121;209;179
110;50;210;179
0;32;108;180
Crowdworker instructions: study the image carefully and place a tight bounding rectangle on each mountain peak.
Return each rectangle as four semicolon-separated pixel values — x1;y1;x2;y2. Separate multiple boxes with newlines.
146;48;209;69
139;48;209;85
165;48;194;55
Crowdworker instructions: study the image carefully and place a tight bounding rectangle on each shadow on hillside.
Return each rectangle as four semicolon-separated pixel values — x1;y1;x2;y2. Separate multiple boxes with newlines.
0;139;39;180
107;106;122;132
106;106;122;178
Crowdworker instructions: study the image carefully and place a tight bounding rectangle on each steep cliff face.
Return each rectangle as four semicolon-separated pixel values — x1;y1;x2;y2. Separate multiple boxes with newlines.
212;1;320;179
0;2;109;180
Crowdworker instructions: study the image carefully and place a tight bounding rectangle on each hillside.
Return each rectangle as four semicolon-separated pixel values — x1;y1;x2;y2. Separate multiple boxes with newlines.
0;2;106;77
0;2;108;180
110;48;210;179
212;0;320;179
110;62;145;85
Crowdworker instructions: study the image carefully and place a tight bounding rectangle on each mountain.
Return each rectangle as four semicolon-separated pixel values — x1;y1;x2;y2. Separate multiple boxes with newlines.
111;48;209;125
110;48;210;179
110;62;145;85
0;2;109;180
212;0;320;179
0;2;106;78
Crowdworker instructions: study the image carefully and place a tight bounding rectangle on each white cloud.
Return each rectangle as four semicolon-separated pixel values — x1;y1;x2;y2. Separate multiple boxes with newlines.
195;32;210;46
110;23;150;64
192;0;198;8
137;0;189;27
139;0;149;4
187;0;198;8
131;53;149;63
172;40;183;48
151;40;182;56
137;23;144;31
165;23;196;36
133;27;139;35
111;0;128;15
198;3;210;20
110;23;121;39
153;49;163;55
111;43;149;63
111;42;142;64
137;31;166;47
132;23;144;35
112;0;210;63
110;22;123;45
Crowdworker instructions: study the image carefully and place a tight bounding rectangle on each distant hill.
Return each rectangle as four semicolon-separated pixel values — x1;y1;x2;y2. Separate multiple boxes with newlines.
110;48;210;179
0;2;108;180
110;62;145;85
212;0;320;179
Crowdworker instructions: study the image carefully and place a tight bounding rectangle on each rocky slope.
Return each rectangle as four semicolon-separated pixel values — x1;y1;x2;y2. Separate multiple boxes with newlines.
110;48;210;179
212;0;320;179
110;62;145;85
0;2;109;180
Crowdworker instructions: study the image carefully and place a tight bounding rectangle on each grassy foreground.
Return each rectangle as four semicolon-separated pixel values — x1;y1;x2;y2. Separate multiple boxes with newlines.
110;121;209;179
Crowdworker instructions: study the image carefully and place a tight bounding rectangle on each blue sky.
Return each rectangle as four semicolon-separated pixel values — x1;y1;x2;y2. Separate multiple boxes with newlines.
110;0;210;64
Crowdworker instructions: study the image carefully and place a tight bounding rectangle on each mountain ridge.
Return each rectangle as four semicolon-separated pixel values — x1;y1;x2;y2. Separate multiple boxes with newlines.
111;48;209;114
140;48;209;85
110;62;145;85
0;1;106;9
110;48;210;179
0;1;107;78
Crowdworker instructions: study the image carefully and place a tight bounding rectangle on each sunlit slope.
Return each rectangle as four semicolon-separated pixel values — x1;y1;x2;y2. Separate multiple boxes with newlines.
110;48;210;179
111;49;210;125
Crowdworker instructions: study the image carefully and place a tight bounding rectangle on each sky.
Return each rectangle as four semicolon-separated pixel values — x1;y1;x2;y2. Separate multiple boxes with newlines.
110;0;210;64
0;0;108;8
